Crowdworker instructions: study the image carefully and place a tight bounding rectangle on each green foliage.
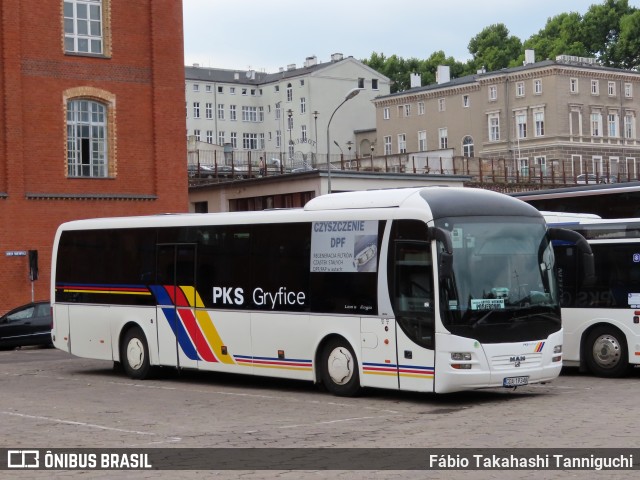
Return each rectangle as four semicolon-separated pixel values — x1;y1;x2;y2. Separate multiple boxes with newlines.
361;1;640;91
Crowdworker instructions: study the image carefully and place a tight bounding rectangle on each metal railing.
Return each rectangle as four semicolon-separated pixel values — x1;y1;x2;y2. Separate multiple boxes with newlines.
188;149;640;187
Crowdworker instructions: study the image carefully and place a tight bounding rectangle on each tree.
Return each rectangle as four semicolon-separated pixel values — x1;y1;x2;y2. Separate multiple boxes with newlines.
522;12;588;62
582;0;635;66
616;10;640;69
467;24;522;71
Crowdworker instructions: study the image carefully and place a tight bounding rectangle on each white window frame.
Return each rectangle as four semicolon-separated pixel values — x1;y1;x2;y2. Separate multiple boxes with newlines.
242;133;258;150
516;111;527;139
217;104;224;120
64;0;104;55
489;85;497;101
625;83;633;98
206;130;213;143
608;81;616;96
533;79;542;95
570;78;579;93
438;98;445;112
462;136;474;157
608;112;619;137
534;109;545;137
462;95;470;108
488;113;500;142
438;128;448;149
384;136;392;155
418;102;425;115
534;155;547;175
624;113;635;139
229;105;237;121
591;80;599;95
591;111;602;137
404;104;411;117
205;102;213;120
66;98;108;177
218;131;225;145
418;130;427;152
516;82;525;97
300;97;306;114
397;133;407;153
242;106;258;122
383;107;390;120
193;102;200;119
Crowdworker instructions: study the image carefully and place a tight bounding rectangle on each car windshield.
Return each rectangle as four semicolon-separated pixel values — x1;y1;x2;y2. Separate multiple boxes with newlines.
435;216;560;342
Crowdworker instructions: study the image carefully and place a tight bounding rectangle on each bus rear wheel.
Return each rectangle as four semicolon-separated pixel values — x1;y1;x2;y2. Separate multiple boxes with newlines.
321;338;361;397
584;326;629;378
120;327;151;380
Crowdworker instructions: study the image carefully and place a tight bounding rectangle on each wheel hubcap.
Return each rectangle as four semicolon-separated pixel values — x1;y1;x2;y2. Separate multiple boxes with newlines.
592;334;621;369
126;338;144;370
327;347;353;385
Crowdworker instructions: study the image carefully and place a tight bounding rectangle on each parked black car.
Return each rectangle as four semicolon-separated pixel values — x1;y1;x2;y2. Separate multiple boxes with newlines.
0;301;52;349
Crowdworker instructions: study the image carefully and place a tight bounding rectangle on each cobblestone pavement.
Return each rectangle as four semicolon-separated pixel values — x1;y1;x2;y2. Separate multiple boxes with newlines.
1;347;639;479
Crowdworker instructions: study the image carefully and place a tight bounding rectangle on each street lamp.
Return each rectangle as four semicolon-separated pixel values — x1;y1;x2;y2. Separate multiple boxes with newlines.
287;109;293;172
326;87;361;194
313;111;319;166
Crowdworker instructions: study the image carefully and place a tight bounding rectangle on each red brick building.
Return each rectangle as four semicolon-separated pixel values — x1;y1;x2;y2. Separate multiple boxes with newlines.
0;0;188;314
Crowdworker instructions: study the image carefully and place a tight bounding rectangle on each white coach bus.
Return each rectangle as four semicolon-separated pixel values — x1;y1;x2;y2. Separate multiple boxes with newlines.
51;187;591;395
545;215;640;377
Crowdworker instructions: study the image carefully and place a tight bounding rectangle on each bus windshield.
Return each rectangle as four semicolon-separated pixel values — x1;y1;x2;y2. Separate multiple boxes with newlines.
436;216;560;343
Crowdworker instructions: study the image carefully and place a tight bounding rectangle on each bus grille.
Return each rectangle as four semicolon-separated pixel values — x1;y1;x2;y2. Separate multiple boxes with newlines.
491;353;542;369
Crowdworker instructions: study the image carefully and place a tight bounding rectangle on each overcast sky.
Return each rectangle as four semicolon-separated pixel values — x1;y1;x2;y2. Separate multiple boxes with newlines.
182;0;634;72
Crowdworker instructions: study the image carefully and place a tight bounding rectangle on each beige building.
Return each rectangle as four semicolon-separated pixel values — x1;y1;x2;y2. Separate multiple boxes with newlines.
373;52;640;180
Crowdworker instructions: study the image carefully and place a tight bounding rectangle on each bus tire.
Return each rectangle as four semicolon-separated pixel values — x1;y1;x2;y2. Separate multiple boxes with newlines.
120;327;151;380
321;338;361;397
584;326;629;378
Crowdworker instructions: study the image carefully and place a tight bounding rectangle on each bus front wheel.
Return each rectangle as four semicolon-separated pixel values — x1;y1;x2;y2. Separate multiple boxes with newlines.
321;338;361;397
584;326;629;378
120;327;151;380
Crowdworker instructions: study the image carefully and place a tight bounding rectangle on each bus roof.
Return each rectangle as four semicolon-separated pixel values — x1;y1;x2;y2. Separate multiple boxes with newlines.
57;187;542;232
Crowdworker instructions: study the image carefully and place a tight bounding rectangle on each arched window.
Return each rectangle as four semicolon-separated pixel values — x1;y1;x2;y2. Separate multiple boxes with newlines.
67;99;108;177
462;136;474;157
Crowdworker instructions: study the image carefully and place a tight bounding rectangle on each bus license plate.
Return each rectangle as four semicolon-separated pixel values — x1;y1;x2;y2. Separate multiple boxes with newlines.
503;376;529;387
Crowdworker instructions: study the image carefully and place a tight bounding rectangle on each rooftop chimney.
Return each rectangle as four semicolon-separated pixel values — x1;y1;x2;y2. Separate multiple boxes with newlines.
410;73;421;88
436;65;450;84
524;49;535;65
304;56;318;67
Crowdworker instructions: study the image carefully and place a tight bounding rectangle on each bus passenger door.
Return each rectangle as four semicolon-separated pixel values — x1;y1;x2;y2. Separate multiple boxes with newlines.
391;239;436;393
155;244;199;370
360;317;399;389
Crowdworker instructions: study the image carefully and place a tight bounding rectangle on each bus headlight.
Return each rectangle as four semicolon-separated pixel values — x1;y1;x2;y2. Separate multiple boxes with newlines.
553;345;562;354
552;344;562;362
451;352;472;369
451;352;472;361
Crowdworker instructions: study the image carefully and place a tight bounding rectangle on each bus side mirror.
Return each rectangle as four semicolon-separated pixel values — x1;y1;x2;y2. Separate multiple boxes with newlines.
548;227;595;286
428;226;453;278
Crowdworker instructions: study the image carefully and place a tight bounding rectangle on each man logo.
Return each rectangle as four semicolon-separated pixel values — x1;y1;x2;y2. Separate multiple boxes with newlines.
510;356;526;367
7;450;39;468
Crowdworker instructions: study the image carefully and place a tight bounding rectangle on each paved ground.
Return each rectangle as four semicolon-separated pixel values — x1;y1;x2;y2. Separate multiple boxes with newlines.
1;347;639;479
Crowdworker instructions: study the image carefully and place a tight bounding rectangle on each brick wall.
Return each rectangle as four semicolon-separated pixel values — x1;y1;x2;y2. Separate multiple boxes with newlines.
0;0;187;314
